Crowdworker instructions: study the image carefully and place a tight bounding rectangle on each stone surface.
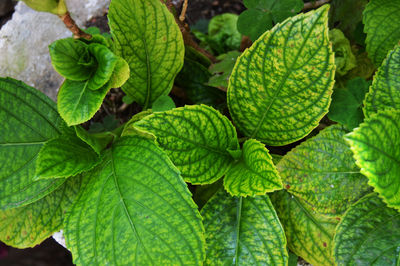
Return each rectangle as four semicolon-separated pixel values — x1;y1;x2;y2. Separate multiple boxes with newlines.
0;0;110;100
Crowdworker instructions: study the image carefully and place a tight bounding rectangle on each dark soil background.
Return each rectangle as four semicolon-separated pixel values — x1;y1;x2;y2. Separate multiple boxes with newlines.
0;0;244;265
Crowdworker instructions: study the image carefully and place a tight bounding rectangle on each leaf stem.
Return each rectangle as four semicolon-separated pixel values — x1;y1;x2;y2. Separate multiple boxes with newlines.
59;12;92;40
303;0;331;11
179;0;188;22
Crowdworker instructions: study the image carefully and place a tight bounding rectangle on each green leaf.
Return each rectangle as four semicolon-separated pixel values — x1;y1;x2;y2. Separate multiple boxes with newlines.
345;109;400;211
109;57;130;89
228;5;335;146
49;38;96;81
108;0;185;108
224;139;283;197
363;45;400;118
121;110;154;139
57;79;110;126
329;29;357;76
0;176;81;248
86;43;119;91
288;251;298;266
201;189;288;265
22;0;67;15
193;179;223;210
35;134;101;180
75;126;114;154
363;0;400;66
238;0;303;41
277;125;370;215
0;78;68;210
152;95;176;112
334;193;400;265
207;13;242;54
134;105;239;184
328;77;370;130
64;136;205;265
208;51;240;89
271;190;338;266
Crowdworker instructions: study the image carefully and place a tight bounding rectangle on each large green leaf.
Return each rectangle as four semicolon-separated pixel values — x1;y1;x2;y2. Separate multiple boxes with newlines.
35;134;101;180
271;190;338;266
0;78;68;210
277;125;370;215
228;5;335;146
224;139;283;197
334;193;400;265
108;0;184;108
0;176;81;248
363;45;400;118
49;38;96;81
345;109;400;211
57;79;110;126
201;189;288;265
134;105;239;184
64;136;205;265
363;0;400;66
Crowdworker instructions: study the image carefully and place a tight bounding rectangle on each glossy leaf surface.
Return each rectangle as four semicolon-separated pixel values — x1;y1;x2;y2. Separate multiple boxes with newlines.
35;134;100;180
108;0;184;108
0;176;81;248
271;190;338;266
277;125;370;214
135;105;239;184
57;79;110;126
224;139;282;197
0;78;67;210
201;189;287;265
345;109;400;211
49;38;95;81
228;6;335;146
363;0;400;66
334;193;400;265
364;45;400;118
64;136;205;265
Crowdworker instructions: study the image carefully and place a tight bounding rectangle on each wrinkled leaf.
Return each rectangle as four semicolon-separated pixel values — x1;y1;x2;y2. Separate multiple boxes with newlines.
277;125;370;215
0;78;68;210
228;6;335;146
202;189;288;265
207;13;242;54
329;29;357;76
35;134;100;180
363;45;400;118
271;190;338;266
345;109;400;211
108;0;184;108
363;0;400;66
134;105;239;184
64;136;205;265
224;139;282;197
334;193;400;265
0;176;81;248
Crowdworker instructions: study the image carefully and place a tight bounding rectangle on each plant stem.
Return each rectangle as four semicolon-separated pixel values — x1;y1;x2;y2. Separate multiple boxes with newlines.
303;0;331;11
179;0;188;22
59;12;92;40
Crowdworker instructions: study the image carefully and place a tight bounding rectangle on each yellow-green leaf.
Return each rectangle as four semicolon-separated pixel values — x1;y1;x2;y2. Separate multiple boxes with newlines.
201;189;288;265
0;78;69;210
363;45;400;118
277;125;371;215
134;105;239;184
0;176;81;248
271;190;338;266
345;109;400;211
334;193;400;265
108;0;184;108
64;136;205;265
363;0;400;66
224;139;283;197
228;5;335;146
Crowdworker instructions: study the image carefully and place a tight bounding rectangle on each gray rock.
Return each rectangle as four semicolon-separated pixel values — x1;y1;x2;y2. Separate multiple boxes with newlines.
0;0;13;17
0;0;110;100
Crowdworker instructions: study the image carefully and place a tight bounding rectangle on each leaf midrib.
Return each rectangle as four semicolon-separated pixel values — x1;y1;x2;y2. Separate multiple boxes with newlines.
250;9;326;138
